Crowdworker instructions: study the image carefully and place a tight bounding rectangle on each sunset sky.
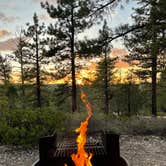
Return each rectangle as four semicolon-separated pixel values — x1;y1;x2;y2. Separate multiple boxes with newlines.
0;0;138;84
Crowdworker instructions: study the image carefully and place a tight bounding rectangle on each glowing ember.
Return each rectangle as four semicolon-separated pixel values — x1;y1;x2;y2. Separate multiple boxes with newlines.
65;90;93;166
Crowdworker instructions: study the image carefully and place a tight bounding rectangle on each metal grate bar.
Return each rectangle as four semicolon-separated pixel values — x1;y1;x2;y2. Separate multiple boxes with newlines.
54;134;106;157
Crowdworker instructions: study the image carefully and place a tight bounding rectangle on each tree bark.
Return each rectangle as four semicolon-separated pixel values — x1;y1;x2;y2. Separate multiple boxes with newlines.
151;3;158;117
35;26;41;108
127;83;131;116
152;55;157;117
20;42;25;108
71;5;77;112
2;61;7;84
151;33;157;117
104;48;109;114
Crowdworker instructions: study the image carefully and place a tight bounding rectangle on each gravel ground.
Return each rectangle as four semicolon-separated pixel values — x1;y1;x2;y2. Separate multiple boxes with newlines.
0;135;166;166
0;146;38;166
120;135;166;166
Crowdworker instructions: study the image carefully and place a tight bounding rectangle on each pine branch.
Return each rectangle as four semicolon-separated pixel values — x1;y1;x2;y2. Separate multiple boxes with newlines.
106;24;147;44
90;0;117;17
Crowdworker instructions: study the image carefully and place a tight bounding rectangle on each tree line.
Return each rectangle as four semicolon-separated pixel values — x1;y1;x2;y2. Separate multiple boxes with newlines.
0;0;166;116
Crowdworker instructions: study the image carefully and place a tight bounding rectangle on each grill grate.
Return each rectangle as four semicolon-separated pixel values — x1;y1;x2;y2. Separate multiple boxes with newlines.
36;132;128;166
54;134;106;157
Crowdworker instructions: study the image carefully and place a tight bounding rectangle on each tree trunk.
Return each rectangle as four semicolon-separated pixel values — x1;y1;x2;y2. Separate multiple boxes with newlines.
151;4;158;117
152;56;157;117
20;45;25;108
104;48;109;114
35;26;41;108
2;62;7;84
127;83;131;116
71;5;77;112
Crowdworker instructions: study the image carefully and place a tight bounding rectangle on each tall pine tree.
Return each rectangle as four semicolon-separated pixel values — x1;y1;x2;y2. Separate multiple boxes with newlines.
24;13;47;108
93;21;117;114
41;0;97;112
120;0;166;116
12;30;30;108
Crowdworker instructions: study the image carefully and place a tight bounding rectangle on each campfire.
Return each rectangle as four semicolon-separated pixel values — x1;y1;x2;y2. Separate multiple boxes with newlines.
68;90;93;166
34;91;128;166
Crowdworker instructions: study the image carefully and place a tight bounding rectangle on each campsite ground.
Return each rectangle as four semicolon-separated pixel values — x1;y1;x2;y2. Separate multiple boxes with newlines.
0;135;166;166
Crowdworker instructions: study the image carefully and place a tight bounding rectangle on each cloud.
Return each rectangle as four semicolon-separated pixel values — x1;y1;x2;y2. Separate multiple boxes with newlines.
111;48;127;58
32;0;55;3
38;13;54;22
0;30;11;38
0;12;19;23
0;38;18;51
115;60;129;68
0;1;17;9
110;48;129;68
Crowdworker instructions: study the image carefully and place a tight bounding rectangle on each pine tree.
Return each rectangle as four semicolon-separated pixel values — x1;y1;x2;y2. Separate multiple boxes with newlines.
24;13;47;108
12;30;30;108
158;67;166;112
120;0;166;116
0;54;11;85
41;0;97;112
93;21;117;114
0;54;17;110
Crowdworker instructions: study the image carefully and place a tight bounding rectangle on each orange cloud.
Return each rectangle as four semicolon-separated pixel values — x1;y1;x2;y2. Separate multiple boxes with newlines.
116;60;129;68
111;48;127;58
76;62;97;85
0;30;11;38
0;38;17;51
110;48;129;68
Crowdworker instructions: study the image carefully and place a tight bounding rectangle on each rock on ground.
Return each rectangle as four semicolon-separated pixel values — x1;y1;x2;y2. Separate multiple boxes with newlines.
0;135;166;166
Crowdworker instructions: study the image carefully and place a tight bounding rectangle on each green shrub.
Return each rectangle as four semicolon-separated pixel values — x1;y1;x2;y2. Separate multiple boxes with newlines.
124;117;166;136
0;108;68;148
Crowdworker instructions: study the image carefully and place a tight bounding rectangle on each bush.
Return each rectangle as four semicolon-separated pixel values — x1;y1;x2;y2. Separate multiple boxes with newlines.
125;117;166;136
0;108;68;148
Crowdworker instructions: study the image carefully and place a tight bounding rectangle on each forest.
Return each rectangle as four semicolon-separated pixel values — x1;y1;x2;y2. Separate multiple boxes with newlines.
0;0;166;148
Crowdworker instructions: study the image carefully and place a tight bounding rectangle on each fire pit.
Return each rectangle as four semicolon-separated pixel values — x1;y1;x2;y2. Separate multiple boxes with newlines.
34;131;128;166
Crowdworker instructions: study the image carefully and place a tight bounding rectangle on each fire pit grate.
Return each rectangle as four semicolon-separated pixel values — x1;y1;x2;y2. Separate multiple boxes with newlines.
54;134;106;157
34;132;128;166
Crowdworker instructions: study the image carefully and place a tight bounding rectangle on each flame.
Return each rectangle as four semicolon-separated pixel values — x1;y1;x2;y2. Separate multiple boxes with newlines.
67;90;93;166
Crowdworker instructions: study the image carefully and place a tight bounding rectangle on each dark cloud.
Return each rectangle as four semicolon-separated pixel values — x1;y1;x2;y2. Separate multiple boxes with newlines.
0;12;20;23
0;38;18;51
0;30;11;38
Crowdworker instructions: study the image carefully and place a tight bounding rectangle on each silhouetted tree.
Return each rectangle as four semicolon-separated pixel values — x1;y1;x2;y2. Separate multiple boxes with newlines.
119;0;166;116
0;54;18;110
24;13;48;108
12;30;30;108
158;66;166;112
0;54;11;85
41;0;97;112
93;21;117;114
